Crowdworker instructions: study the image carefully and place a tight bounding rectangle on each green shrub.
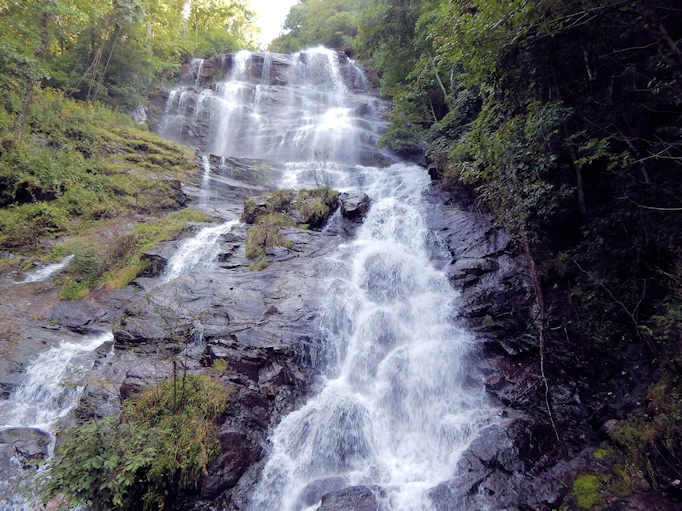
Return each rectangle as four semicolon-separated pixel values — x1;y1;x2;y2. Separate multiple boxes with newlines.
245;213;296;259
60;277;90;300
248;258;269;271
41;375;231;510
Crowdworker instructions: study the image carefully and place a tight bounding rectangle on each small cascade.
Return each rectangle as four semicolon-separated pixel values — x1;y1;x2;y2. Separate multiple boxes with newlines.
0;331;113;435
161;89;193;140
200;155;211;203
163;220;238;282
160;47;390;166
191;58;205;86
21;255;74;283
0;331;113;510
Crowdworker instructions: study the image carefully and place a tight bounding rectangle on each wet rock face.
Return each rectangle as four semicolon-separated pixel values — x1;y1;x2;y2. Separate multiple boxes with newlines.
425;179;682;510
0;427;49;463
316;485;388;511
201;430;263;500
297;477;348;508
339;191;370;221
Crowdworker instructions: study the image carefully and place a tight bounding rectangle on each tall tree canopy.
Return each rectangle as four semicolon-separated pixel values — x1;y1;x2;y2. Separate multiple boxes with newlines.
0;0;256;108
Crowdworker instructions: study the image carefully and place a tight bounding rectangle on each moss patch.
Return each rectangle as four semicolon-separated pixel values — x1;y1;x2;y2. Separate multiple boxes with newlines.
593;448;611;460
241;187;338;268
248;258;269;272
572;473;605;509
54;208;214;298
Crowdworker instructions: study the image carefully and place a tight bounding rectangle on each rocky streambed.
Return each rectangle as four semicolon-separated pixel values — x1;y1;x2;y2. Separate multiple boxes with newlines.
0;154;678;510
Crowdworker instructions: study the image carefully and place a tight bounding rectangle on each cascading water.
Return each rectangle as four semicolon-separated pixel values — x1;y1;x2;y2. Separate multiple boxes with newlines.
163;219;238;282
21;255;74;283
160;47;496;510
200;155;212;204
162;47;390;167
0;331;113;510
250;163;494;511
0;331;113;436
191;58;205;86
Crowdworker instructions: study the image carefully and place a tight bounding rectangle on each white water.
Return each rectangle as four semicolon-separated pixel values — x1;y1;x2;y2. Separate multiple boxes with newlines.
0;331;113;436
21;255;74;283
161;47;496;510
200;155;212;204
163;220;238;282
163;47;389;167
250;163;494;510
191;57;205;86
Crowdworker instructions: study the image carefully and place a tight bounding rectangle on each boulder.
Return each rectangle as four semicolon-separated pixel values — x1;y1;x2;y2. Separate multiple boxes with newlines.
0;427;49;461
139;241;182;277
339;192;371;221
317;485;387;511
297;476;348;508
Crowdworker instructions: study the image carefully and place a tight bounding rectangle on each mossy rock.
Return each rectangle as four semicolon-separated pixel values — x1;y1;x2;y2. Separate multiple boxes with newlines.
241;188;339;261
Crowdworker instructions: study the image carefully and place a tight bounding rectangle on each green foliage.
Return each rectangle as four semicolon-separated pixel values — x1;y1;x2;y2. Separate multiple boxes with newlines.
0;88;197;252
248;258;269;272
614;375;682;488
245;213;296;259
41;375;231;510
50;207;212;297
242;187;339;260
571;473;605;509
270;0;363;52
0;0;256;110
60;277;90;300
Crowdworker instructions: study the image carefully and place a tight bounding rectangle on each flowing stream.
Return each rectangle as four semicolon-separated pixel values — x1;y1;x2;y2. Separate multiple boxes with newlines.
163;219;239;282
21;255;74;283
0;331;113;437
162;47;495;510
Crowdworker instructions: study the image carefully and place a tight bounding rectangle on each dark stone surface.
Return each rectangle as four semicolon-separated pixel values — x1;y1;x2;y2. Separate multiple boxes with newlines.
201;430;264;500
316;485;388;511
0;427;49;462
297;476;348;508
339;191;371;221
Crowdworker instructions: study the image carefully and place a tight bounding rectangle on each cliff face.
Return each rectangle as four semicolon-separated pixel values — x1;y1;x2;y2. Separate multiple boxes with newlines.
423;175;681;511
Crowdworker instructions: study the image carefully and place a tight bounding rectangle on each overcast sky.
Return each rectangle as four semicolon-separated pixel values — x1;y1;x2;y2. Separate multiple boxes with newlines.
251;0;299;48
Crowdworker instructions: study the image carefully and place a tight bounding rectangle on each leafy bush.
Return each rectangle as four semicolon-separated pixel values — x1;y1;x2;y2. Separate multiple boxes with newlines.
52;208;213;298
41;375;231;510
245;213;297;259
248;258;269;272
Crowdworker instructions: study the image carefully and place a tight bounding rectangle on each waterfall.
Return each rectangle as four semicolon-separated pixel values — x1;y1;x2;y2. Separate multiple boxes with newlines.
0;331;113;436
200;155;211;204
161;47;391;167
21;255;74;283
191;58;205;86
159;47;495;510
250;163;494;511
163;220;238;282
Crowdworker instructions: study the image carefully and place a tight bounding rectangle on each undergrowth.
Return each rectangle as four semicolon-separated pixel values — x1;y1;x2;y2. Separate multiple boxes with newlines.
241;187;338;268
54;208;212;298
0;88;197;255
41;375;231;511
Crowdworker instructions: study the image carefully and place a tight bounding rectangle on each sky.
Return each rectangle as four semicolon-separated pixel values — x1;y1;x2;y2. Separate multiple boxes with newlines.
251;0;299;48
